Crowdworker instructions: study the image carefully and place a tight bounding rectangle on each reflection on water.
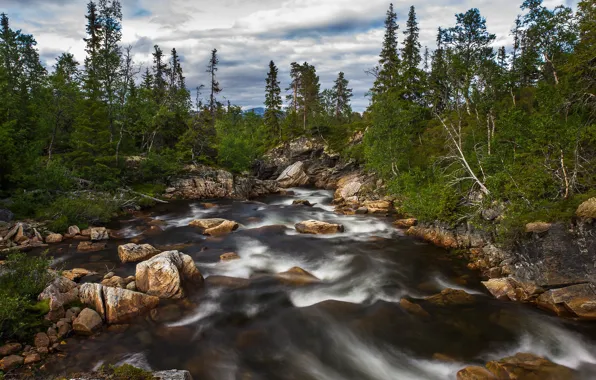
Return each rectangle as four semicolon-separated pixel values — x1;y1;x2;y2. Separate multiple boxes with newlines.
44;188;596;379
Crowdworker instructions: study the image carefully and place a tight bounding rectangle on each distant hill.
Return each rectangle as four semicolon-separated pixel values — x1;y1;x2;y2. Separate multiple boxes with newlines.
243;107;265;116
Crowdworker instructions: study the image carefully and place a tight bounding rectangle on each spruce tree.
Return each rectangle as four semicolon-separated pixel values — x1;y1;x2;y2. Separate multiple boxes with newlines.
331;72;353;122
207;48;222;120
373;3;400;96
264;60;282;140
401;5;423;100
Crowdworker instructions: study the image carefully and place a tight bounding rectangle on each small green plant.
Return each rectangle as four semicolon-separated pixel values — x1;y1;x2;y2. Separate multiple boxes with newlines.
110;364;155;380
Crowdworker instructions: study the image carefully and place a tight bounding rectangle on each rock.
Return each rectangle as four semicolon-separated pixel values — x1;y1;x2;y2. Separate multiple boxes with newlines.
38;277;79;312
45;306;65;322
80;228;91;236
143;225;163;236
205;275;251;289
62;268;95;281
362;200;392;214
220;252;240;262
77;241;106;252
0;208;14;222
243;225;289;236
34;332;50;349
525;222;552;233
136;251;204;299
150;304;183;323
101;275;127;288
201;202;217;209
355;207;368;214
23;352;41;365
57;321;71;338
456;366;497;380
406;226;460;249
89;227;109;241
334;174;362;201
576;198;596;219
536;283;596;319
485;352;577;379
0;355;24;371
295;220;344;235
126;281;137;291
276;161;310;188
399;298;430;318
68;225;81;235
425;288;475;306
277;267;320;285
189;218;228;229
13;223;25;243
103;286;159;324
45;233;63;244
79;283;106;318
482;278;517;301
118;243;160;263
153;369;193;380
0;343;22;356
292;199;314;207
204;220;239;237
73;308;103;335
104;272;115;280
393;218;418;229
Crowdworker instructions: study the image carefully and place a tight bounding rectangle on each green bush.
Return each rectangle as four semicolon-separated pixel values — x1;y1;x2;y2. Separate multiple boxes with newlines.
0;251;53;343
40;193;119;232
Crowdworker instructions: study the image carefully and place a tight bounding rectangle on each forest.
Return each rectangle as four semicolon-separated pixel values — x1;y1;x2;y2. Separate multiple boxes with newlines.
0;0;594;238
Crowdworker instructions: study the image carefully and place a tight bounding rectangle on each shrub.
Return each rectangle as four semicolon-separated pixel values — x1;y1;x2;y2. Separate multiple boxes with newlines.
40;193;119;232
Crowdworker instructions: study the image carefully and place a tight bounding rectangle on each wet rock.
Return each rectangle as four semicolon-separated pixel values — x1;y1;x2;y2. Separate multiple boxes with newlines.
362;200;392;214
126;281;137;291
482;278;516;301
77;241;107;252
107;324;130;333
62;268;95;282
103;286;159;324
101;275;127;288
23;352;41;365
525;222;552;234
0;343;22;356
34;332;50;349
45;233;63;244
89;227;109;241
67;225;80;235
136;251;204;299
73;308;103;335
0;355;24;371
425;288;475;306
277;267;320;285
355;207;368;214
456;366;497;380
201;202;217;209
576;198;596;219
276;161;310;188
220;252;240;262
399;298;430;318
536;283;596;319
79;283;106;318
150;304;183;323
243;225;288;236
485;352;577;379
143;225;164;236
292;199;314;207
153;369;193;380
38;277;79;312
45;306;65;322
204;220;239;237
205;275;251;289
334;174;362;201
295;220;344;234
406;226;459;249
118;243;160;263
393;218;418;229
189;218;228;229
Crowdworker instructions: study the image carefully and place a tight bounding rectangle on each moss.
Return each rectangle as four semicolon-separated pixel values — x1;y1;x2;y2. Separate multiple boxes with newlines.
110;364;155;380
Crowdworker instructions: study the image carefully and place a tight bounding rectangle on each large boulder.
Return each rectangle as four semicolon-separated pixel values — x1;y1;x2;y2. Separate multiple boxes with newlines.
118;243;160;263
38;277;79;312
334;174;362;202
295;220;344;235
189;218;228;229
90;227;109;241
486;352;577;379
525;222;552;234
189;218;239;236
72;308;103;335
103;286;160;324
536;283;596;319
136;251;204;299
276;267;320;286
276;161;310;188
62;268;96;282
79;283;106;318
576;198;596;219
45;233;63;243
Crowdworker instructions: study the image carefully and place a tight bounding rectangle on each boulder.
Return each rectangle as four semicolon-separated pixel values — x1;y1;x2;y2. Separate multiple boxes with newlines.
136;251;203;299
38;277;79;312
334;174;362;201
101;275;127;288
73;308;103;335
89;227;109;241
45;233;63;244
126;281;137;291
153;369;193;380
399;298;430;318
295;220;344;235
79;283;106;318
189;218;228;229
276;161;310;188
525;222;552;234
425;288;475;306
456;366;497;380
205;275;251;289
292;199;314;207
485;352;577;379
482;278;516;301
204;220;239;237
393;218;418;229
68;225;81;235
536;283;596;319
34;332;50;349
103;286;160;324
0;343;22;356
0;355;24;371
62;268;95;282
0;208;14;222
576;198;596;219
118;243;160;263
77;241;107;252
362;200;392;214
220;252;240;262
23;353;41;365
277;267;320;286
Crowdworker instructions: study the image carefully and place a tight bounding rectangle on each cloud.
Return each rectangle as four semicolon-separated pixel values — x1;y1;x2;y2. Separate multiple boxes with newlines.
3;0;581;111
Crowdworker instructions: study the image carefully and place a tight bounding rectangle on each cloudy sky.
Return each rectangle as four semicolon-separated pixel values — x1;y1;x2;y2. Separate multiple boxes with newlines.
2;0;577;111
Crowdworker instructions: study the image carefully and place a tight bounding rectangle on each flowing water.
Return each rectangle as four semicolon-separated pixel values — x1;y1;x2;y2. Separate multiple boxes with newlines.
45;188;596;379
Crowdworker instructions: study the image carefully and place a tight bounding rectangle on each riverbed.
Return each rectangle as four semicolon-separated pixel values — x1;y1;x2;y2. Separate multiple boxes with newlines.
45;188;596;379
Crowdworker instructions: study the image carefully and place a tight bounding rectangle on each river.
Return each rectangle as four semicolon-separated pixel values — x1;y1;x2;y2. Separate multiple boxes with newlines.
45;188;596;379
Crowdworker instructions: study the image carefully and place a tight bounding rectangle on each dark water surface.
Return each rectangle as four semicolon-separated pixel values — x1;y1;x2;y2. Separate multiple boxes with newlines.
45;189;596;379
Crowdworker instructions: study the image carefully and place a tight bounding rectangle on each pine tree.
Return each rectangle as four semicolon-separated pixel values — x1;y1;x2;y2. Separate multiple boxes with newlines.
297;62;321;132
152;45;167;103
264;60;282;140
373;3;400;96
207;48;222;120
331;72;353;122
401;5;423;100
